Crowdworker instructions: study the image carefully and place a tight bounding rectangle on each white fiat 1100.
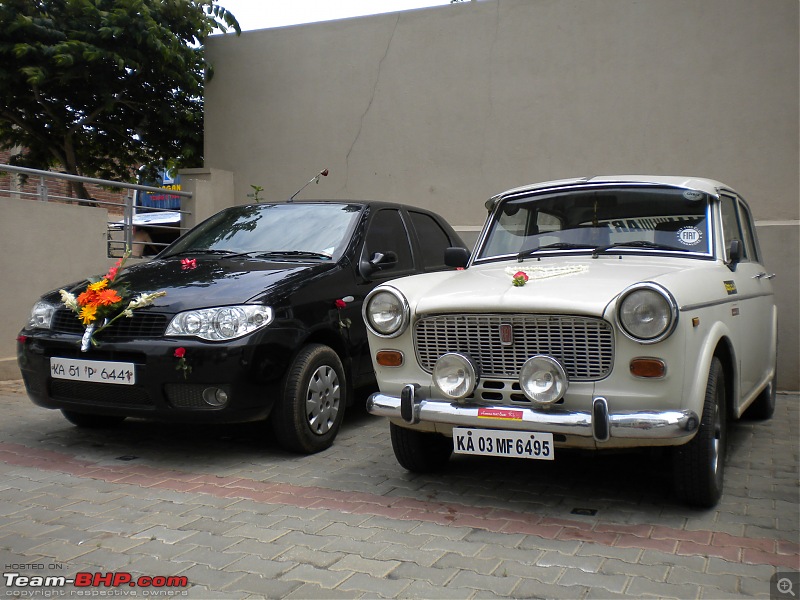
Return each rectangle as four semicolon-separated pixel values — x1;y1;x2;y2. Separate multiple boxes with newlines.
363;176;777;507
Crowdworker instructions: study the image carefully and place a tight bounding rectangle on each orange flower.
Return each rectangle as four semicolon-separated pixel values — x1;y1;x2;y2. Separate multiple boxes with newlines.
95;288;123;306
77;289;99;307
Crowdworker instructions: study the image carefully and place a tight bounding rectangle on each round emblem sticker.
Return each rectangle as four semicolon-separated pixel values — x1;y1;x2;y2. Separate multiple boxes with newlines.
677;226;703;246
683;190;704;201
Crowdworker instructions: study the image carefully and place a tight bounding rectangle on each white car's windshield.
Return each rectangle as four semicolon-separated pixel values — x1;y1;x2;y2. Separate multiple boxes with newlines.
477;186;711;261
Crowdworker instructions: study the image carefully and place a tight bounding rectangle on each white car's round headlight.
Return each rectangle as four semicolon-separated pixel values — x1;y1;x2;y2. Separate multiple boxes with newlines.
618;284;678;343
166;305;273;341
519;355;568;405
364;288;409;338
433;353;479;400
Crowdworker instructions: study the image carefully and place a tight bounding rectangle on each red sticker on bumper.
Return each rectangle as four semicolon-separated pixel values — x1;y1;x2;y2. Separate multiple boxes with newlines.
477;408;523;420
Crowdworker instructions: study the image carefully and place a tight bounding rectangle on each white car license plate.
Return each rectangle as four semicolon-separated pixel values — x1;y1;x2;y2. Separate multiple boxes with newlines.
50;357;136;386
453;427;554;460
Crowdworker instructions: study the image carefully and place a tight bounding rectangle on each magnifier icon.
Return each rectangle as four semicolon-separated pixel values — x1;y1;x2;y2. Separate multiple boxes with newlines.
778;578;796;596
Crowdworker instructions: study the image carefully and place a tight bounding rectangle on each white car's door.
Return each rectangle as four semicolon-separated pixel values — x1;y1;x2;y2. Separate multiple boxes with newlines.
718;195;776;406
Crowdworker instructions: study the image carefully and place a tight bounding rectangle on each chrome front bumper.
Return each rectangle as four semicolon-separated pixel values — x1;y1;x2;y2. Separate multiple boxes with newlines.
367;385;700;443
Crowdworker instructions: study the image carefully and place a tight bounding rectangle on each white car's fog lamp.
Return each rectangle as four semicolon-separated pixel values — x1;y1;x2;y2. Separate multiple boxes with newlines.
519;355;568;405
433;353;479;400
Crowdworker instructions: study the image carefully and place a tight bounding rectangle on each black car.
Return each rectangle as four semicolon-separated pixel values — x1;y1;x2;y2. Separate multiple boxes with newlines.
17;200;467;453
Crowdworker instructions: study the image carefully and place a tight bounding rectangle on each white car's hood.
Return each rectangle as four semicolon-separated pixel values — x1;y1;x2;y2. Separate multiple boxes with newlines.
399;257;701;317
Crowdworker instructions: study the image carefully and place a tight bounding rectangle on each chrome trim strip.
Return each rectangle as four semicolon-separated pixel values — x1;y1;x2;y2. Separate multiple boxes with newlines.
681;291;775;312
367;392;699;441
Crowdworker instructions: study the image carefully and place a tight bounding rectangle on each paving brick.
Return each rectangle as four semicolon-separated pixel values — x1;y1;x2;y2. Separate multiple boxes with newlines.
535;550;603;573
390;561;459;586
222;572;303;598
434;551;502;576
626;576;701;599
279;563;353;588
447;569;520;596
329;554;401;578
283;582;360;599
512;579;591;599
375;543;448;568
337;572;412;598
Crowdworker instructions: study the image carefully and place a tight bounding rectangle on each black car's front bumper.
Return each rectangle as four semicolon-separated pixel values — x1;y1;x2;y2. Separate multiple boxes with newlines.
17;330;295;423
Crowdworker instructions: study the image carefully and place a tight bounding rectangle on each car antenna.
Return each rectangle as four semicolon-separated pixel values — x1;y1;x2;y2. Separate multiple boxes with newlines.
288;169;329;202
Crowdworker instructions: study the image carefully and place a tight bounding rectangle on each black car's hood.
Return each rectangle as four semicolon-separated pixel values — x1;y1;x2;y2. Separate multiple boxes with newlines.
104;257;337;313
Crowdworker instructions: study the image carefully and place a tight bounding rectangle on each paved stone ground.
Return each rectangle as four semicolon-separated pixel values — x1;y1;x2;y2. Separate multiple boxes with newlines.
0;379;797;599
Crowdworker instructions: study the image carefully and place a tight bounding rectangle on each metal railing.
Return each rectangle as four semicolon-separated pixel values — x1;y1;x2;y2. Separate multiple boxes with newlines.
0;163;192;258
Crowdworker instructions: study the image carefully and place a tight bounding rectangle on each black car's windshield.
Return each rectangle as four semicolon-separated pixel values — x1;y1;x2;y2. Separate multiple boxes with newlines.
163;203;363;261
478;186;711;261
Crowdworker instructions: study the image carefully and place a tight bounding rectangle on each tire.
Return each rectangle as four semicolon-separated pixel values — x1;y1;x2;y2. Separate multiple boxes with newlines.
743;363;777;420
672;356;727;507
390;422;452;473
61;410;125;428
270;344;346;454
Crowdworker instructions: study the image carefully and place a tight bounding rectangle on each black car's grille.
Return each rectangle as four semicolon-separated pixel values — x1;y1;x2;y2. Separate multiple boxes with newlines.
50;380;154;407
414;313;614;381
52;308;168;339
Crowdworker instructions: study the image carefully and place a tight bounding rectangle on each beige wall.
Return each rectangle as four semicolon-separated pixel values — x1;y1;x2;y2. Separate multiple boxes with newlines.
0;198;116;378
204;0;798;389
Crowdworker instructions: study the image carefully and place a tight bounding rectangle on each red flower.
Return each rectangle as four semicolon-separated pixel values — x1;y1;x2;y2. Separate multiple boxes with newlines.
513;271;529;281
174;347;186;359
320;169;329;177
181;258;197;270
335;299;347;309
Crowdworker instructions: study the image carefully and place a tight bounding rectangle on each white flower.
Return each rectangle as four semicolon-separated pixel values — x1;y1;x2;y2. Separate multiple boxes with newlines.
59;289;78;312
126;291;167;310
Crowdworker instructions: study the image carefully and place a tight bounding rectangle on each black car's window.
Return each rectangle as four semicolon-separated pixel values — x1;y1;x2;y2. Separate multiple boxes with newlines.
363;209;414;275
478;186;711;261
163;203;362;261
408;211;452;270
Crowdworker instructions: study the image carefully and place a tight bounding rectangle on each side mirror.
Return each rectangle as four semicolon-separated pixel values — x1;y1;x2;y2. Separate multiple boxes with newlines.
726;239;742;271
444;247;470;268
360;251;398;279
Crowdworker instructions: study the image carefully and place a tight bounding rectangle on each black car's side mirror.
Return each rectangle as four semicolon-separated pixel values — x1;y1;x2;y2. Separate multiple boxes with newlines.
726;239;742;271
445;247;470;268
360;251;398;279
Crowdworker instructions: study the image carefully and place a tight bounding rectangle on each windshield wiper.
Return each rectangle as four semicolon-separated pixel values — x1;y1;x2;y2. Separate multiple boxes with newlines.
592;240;679;258
165;249;239;258
517;243;596;261
246;250;333;260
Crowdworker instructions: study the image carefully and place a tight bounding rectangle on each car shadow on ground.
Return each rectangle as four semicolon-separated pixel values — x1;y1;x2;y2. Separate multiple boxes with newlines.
31;401;770;514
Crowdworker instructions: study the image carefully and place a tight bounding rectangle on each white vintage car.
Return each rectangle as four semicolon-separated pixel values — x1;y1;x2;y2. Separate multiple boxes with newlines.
363;176;777;507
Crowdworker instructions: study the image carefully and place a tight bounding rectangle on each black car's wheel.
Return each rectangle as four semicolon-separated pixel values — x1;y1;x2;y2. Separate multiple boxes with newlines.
61;410;126;428
271;344;346;454
672;356;727;507
390;422;452;473
743;361;777;420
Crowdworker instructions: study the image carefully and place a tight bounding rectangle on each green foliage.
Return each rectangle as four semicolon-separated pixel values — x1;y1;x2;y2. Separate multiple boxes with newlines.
0;0;239;189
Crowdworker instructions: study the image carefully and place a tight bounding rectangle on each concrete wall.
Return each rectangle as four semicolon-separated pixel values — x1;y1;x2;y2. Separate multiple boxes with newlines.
203;0;798;389
0;198;115;378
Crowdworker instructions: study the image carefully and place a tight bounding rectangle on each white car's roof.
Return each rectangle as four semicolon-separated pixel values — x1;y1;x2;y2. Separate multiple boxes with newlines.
488;176;736;208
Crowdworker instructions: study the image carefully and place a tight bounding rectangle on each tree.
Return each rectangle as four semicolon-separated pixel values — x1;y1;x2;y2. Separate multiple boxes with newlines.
0;0;239;197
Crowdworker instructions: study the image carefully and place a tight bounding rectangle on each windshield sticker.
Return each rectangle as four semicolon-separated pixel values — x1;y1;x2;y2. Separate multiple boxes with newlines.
683;190;704;201
676;226;703;246
602;217;702;232
505;265;588;280
724;281;738;295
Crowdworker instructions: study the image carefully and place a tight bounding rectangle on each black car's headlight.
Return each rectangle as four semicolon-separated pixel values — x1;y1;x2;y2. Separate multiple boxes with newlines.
363;287;409;338
165;305;274;341
617;283;678;344
28;300;57;329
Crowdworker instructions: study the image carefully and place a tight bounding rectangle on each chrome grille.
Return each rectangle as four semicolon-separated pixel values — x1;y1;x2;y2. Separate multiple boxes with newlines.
52;308;168;339
414;314;614;381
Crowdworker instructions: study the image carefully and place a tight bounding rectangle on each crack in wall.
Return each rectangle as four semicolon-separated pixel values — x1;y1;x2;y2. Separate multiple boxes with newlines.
342;15;400;194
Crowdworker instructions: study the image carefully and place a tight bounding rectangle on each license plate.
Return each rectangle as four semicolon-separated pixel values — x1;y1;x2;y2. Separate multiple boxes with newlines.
453;427;554;460
50;357;136;385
